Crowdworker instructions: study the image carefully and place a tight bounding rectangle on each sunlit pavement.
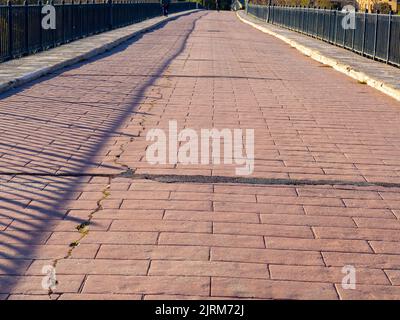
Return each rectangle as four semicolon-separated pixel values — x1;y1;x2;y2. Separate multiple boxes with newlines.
1;11;400;300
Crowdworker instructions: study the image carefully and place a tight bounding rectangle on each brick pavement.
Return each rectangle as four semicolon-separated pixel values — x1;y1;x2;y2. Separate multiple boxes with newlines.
1;11;400;299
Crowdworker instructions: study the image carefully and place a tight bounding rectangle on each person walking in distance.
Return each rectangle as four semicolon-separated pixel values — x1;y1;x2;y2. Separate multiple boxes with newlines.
215;0;220;11
161;0;170;16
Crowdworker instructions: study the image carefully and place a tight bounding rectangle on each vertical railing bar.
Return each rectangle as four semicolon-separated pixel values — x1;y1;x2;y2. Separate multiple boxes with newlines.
386;11;392;63
7;0;13;59
362;10;366;56
38;0;43;51
24;0;29;55
373;11;378;59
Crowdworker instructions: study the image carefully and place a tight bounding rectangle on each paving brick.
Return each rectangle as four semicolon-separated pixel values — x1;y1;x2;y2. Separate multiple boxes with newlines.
47;231;158;245
213;202;304;214
269;265;389;285
164;210;260;223
67;209;164;220
0;244;99;259
213;222;313;238
211;247;323;266
7;219;112;231
314;226;400;241
108;191;170;200
214;185;297;196
170;192;256;203
353;217;400;230
96;244;210;260
265;237;372;253
260;214;355;227
296;188;381;200
304;206;395;218
149;261;269;279
257;195;344;207
211;277;338;299
343;199;400;209
369;241;400;254
27;259;149;275
83;275;210;296
159;232;265;248
322;252;400;269
0;231;51;244
110;220;211;233
129;182;212;193
0;275;84;294
121;200;212;211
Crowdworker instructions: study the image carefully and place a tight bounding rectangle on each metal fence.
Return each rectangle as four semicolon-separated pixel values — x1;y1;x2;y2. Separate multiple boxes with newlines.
247;4;400;67
0;1;197;62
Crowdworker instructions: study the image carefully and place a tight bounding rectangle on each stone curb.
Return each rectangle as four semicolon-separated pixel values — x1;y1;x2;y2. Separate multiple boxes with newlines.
0;9;200;95
237;11;400;103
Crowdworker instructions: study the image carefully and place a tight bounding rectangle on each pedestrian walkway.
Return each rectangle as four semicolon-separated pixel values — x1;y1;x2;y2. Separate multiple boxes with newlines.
238;11;400;102
1;10;400;300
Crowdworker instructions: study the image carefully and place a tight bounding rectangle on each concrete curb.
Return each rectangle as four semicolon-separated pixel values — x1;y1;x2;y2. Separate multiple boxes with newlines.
237;11;400;103
0;10;199;95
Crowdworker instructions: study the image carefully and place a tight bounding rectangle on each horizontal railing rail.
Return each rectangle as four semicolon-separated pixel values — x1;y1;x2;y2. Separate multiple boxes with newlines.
0;0;197;62
247;4;400;67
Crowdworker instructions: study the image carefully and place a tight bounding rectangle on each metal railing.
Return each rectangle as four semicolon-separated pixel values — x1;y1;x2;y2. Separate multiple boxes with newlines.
0;1;197;62
247;4;400;67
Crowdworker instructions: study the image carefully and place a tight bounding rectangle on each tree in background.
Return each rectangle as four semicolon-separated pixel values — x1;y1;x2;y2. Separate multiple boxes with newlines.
199;0;232;9
372;1;392;13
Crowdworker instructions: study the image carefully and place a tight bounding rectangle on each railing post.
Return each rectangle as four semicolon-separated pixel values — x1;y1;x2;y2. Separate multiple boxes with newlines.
51;0;56;48
362;10;366;55
24;0;29;55
272;4;274;24
108;0;113;30
328;8;332;42
343;10;346;47
386;11;392;63
352;10;356;50
373;11;378;59
38;0;43;51
334;9;337;45
7;0;13;59
61;0;65;43
322;7;326;40
79;0;83;37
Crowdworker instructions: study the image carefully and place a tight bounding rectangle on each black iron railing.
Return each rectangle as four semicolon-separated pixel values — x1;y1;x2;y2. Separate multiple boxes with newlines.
0;1;197;62
247;4;400;67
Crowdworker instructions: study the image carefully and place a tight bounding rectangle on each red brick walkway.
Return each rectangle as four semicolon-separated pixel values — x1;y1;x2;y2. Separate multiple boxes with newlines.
1;11;400;300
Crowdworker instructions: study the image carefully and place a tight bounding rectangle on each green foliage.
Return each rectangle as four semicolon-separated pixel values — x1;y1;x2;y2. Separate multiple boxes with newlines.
314;0;332;9
373;1;392;13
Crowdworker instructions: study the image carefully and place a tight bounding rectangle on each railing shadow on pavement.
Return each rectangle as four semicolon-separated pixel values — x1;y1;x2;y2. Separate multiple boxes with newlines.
0;9;207;294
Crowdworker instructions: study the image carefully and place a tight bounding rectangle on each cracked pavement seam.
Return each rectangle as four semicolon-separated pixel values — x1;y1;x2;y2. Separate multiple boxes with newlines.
47;126;139;298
